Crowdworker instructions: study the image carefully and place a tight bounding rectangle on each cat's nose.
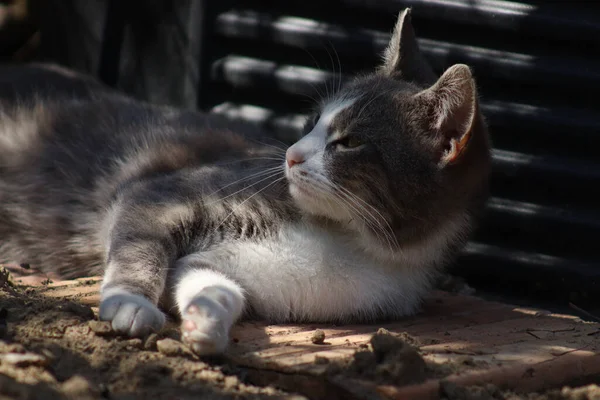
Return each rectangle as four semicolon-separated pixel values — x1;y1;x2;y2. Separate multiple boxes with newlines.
286;148;305;168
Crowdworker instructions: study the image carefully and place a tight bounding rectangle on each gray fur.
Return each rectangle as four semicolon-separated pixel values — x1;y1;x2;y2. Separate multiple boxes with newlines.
0;10;491;354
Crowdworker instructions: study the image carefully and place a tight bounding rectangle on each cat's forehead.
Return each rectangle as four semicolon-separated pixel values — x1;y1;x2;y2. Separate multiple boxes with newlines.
320;76;418;135
341;74;417;98
319;97;358;128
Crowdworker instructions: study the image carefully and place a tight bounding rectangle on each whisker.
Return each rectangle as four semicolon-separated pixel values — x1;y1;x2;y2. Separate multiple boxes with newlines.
324;45;335;96
334;189;393;251
207;164;282;193
296;80;326;105
327;40;343;94
307;177;392;249
205;167;284;203
299;48;327;103
245;138;288;155
259;137;294;151
310;173;398;253
209;170;283;203
337;186;400;252
214;157;285;167
214;176;286;232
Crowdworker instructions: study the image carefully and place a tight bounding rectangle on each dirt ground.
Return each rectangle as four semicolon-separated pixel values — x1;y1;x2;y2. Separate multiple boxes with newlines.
1;270;599;400
0;274;306;400
438;382;600;400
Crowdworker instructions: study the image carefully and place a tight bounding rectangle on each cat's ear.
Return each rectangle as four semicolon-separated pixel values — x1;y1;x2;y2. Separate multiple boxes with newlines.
380;8;437;85
415;64;479;165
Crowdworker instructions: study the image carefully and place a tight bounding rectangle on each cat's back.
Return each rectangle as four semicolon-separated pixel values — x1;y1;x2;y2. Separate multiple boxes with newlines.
0;63;264;193
0;63;141;177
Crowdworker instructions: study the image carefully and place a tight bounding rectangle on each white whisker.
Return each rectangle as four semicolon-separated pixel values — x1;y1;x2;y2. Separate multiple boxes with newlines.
246;139;288;155
337;185;400;251
213;176;286;233
306;177;386;247
305;174;399;254
206;168;284;204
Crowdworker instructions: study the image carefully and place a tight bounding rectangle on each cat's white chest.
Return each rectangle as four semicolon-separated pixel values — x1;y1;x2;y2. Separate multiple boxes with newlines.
193;223;431;322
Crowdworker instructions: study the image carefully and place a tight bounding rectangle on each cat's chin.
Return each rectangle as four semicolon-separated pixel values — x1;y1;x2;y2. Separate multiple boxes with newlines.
288;181;313;198
288;182;317;209
289;182;352;222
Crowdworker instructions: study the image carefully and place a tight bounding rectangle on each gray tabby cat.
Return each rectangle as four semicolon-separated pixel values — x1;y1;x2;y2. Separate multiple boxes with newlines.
0;9;490;355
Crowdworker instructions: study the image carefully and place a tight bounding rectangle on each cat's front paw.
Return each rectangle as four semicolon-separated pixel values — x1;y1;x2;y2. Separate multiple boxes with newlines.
180;296;230;356
99;291;165;337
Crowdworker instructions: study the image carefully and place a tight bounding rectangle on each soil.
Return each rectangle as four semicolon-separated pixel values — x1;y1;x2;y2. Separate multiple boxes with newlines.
440;382;600;400
0;275;305;400
1;270;599;400
322;327;429;386
324;329;600;400
318;327;491;386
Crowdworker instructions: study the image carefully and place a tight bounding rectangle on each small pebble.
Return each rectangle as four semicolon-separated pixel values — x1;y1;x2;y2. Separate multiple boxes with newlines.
156;338;189;357
61;375;92;392
311;329;326;344
223;376;239;390
88;321;113;336
124;338;143;350
61;375;100;399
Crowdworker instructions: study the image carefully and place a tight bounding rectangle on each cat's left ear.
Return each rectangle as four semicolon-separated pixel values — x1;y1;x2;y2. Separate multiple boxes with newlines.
380;8;437;85
414;64;479;166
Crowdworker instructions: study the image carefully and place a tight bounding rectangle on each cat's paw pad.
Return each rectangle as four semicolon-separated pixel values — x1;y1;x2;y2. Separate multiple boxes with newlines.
99;292;165;337
180;301;229;356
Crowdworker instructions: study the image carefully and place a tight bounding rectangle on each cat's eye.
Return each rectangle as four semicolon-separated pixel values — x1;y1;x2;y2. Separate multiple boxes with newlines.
336;136;363;149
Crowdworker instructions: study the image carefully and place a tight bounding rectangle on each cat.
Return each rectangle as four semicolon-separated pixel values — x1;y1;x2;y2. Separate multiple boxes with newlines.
0;9;490;355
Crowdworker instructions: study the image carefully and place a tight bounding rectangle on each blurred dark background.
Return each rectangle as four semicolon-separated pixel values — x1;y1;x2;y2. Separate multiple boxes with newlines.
2;0;600;312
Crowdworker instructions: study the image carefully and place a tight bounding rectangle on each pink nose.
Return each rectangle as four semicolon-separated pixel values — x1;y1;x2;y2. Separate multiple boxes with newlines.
286;148;305;168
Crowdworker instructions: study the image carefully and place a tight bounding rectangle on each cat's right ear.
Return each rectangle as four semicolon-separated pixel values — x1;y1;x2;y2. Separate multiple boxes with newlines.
414;64;480;166
380;8;437;85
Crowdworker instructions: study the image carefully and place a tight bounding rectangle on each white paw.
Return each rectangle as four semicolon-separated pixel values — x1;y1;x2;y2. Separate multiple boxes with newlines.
99;291;165;337
180;288;233;355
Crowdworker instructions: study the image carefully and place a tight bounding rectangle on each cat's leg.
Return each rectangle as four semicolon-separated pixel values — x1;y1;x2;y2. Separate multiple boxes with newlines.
172;254;245;355
98;195;181;337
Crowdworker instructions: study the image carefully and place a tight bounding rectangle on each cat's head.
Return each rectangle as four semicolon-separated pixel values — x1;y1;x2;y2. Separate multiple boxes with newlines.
285;9;491;258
